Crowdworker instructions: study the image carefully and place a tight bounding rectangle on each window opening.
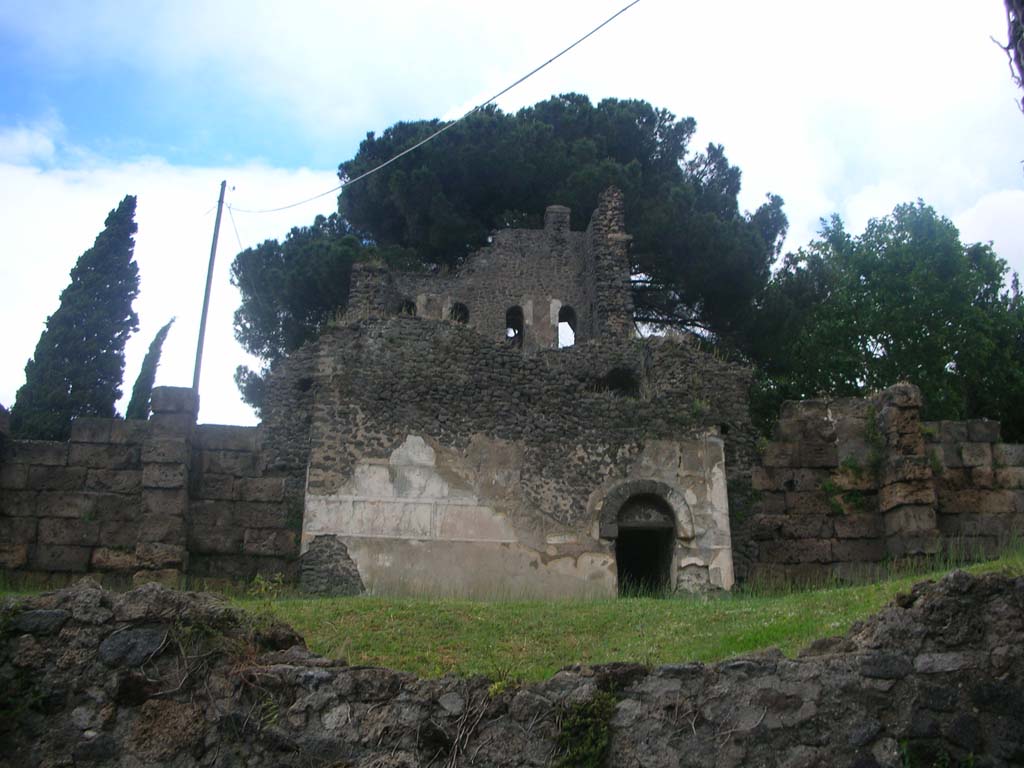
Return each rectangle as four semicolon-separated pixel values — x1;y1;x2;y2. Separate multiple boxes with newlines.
399;299;417;316
449;302;469;324
591;367;640;397
558;305;577;348
505;306;524;347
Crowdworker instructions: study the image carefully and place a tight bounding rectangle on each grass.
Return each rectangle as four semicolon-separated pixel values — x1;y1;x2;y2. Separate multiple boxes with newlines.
230;545;1023;682
4;545;1021;683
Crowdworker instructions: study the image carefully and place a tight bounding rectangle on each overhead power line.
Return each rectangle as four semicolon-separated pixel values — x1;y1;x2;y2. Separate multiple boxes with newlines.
230;0;641;215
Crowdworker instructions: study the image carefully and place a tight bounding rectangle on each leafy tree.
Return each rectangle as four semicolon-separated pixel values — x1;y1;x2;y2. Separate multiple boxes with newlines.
10;196;140;439
231;213;412;412
338;94;786;338
749;202;1024;439
125;318;175;420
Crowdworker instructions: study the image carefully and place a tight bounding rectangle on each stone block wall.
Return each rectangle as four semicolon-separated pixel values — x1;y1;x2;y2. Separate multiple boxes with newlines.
187;424;299;582
745;383;1024;582
0;387;299;586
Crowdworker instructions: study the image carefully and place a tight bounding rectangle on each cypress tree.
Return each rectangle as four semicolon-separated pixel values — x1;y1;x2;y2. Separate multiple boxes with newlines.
11;195;140;439
125;317;175;420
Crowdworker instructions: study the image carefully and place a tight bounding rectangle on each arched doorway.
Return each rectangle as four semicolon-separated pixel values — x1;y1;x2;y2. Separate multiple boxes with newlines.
615;493;674;596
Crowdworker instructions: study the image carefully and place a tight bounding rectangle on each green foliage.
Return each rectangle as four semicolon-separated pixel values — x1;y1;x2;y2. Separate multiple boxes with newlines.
126;317;174;420
749;202;1024;439
339;94;787;340
10;196;140;439
230;213;412;410
554;691;618;768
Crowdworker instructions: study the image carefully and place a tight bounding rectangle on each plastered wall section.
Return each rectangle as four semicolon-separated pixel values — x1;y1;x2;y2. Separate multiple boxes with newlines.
303;432;733;597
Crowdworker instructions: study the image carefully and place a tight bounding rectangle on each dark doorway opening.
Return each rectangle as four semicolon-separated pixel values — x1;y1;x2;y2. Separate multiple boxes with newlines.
615;529;674;596
615;493;674;596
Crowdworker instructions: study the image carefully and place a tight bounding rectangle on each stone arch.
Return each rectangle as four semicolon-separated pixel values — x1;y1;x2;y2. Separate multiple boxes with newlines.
595;479;694;541
449;302;470;324
398;299;417;316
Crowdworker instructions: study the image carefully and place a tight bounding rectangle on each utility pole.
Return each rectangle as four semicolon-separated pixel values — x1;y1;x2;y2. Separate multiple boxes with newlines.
192;180;227;406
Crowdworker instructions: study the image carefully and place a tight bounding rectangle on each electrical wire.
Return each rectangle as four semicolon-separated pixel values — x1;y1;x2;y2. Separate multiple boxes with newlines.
229;0;641;215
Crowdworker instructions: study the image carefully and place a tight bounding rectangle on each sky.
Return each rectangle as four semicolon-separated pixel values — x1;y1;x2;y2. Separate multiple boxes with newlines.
1;0;1022;427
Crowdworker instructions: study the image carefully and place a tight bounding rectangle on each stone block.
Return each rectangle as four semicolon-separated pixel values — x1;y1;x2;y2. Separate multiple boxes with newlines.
967;420;1001;444
28;465;87;491
780;515;833;539
940;444;963;468
936;513;962;536
935;466;969;491
91;492;140;521
148;412;194;439
70;417;113;444
234;477;285;503
194;425;258;452
886;532;941;557
784;491;830;516
791;469;832;492
188;524;244;554
833;514;884;539
832;539;886;562
938;489;1015;516
748;514;784;541
194;473;234;500
759;539;831;564
879;407;918;435
762;442;797;468
141;438;189;464
0;516;36;543
879;481;935;513
772;419;804;442
243;528;297;557
0;463;29;489
38;517;100;547
235;503;290;529
834;416;868;443
150;387;199;415
69;442;140;473
109;420;150;444
1;489;38;516
831;465;876;492
142;488;188;517
879;456;932;486
142;463;187;489
994;444;1024;467
0;543;29;569
35;491;99;519
135;542;186;569
884;505;937;536
1;440;67;466
799;443;838;468
831;397;873;419
751;466;782;491
939;421;968;444
969;467;995;489
960;443;992;468
137;513;187;545
99;520;141;548
91;547;139;571
31;544;92;572
751;492;786;515
959;515;1012;538
85;469;142;494
200;450;258;477
875;383;921;409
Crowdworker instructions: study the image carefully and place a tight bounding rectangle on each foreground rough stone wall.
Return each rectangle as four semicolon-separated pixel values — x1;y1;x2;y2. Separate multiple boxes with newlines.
0;388;299;586
2;570;1022;766
745;384;1024;582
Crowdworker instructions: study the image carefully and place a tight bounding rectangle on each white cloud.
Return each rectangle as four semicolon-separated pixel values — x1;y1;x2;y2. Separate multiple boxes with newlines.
0;118;62;165
0;158;337;425
956;189;1024;282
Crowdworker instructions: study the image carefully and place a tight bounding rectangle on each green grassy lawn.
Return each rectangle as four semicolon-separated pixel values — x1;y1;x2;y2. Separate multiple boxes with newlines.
234;548;1023;682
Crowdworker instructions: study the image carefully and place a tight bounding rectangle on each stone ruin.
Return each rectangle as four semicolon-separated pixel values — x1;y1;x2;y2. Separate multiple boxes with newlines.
1;187;1023;595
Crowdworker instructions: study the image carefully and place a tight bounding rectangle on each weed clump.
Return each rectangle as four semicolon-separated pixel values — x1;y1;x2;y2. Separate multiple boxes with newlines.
553;691;618;768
